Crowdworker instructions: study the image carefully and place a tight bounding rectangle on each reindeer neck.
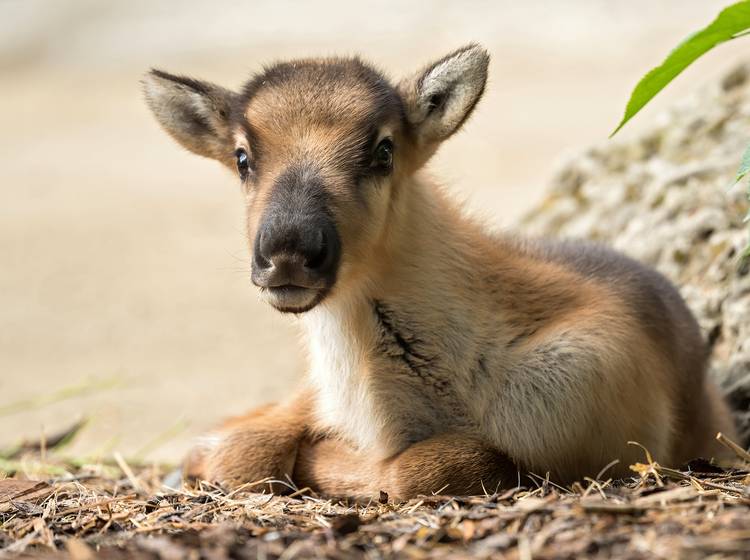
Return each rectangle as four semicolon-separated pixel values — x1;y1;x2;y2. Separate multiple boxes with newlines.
311;175;473;334
301;176;486;452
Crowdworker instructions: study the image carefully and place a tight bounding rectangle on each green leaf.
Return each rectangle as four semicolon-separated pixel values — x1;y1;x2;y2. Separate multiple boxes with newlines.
739;242;750;270
735;142;750;184
612;1;750;136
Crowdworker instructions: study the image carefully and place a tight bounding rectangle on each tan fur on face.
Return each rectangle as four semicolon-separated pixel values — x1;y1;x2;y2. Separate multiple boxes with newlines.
236;62;407;286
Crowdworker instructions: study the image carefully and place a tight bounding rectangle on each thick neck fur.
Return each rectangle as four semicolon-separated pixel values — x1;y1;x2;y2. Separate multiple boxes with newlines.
303;174;495;457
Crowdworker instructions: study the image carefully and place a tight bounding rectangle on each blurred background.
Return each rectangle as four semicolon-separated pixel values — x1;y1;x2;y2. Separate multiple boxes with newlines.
1;0;747;462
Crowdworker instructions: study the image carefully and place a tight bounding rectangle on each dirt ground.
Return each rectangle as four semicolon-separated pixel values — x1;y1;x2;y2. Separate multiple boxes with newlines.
4;451;750;559
1;0;748;463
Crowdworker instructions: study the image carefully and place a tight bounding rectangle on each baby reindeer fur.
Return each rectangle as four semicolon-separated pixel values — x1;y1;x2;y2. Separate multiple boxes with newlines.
143;44;737;499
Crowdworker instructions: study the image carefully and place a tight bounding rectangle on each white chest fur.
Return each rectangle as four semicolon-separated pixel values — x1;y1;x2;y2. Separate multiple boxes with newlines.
303;296;389;453
302;292;479;456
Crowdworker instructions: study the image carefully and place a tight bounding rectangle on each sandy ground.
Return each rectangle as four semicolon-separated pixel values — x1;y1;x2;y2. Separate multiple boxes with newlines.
1;0;747;462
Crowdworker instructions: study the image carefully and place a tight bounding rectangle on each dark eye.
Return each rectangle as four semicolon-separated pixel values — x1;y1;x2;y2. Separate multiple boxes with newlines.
373;138;393;171
235;148;250;180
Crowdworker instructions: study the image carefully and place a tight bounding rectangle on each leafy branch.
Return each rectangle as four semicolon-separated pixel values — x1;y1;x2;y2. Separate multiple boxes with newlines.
612;0;750;264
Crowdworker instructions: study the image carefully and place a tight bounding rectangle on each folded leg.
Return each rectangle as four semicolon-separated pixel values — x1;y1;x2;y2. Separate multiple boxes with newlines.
294;432;518;500
184;393;311;492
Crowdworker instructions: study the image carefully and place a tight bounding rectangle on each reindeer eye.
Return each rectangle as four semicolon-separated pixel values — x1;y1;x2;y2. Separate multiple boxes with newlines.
373;138;393;170
235;148;250;180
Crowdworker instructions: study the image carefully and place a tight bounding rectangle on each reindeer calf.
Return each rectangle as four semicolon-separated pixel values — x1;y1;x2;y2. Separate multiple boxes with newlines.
144;45;737;498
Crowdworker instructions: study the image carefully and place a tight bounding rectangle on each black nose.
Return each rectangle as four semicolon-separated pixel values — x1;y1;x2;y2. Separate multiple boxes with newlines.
252;217;340;289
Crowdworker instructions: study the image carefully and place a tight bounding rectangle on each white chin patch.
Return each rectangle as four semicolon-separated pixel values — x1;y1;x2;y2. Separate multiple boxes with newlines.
262;286;320;312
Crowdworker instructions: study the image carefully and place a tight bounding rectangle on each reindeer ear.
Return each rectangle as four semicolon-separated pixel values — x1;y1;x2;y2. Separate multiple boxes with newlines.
399;44;489;148
142;69;237;161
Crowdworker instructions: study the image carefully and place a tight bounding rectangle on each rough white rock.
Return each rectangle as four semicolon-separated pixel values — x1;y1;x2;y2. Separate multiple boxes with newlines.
522;64;750;444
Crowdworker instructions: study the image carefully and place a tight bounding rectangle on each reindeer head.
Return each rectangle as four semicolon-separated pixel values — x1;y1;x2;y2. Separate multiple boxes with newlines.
143;45;488;313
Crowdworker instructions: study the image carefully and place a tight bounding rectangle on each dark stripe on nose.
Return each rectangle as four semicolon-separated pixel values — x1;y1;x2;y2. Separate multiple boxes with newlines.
258;163;331;255
251;163;341;290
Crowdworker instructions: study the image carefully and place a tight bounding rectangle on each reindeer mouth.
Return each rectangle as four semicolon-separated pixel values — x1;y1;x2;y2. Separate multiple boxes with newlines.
262;285;327;313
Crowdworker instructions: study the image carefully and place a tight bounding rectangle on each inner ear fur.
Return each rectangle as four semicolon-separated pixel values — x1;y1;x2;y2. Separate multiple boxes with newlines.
398;44;489;150
142;69;238;162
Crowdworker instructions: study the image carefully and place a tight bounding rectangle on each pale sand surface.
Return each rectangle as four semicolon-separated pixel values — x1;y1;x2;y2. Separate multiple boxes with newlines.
1;0;746;461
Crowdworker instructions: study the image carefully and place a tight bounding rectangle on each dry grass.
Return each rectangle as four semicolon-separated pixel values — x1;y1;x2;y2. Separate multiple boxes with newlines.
2;430;750;559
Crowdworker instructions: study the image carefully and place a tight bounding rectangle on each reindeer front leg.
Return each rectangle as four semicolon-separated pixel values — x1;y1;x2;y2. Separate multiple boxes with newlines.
294;432;519;500
184;391;312;492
